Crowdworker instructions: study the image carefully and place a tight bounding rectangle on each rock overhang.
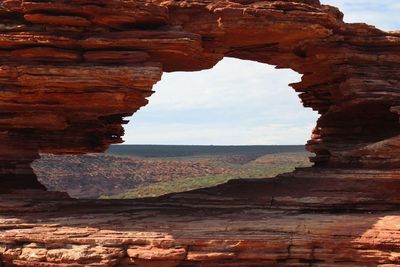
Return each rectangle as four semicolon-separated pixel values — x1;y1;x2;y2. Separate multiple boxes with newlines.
0;0;400;191
1;2;400;266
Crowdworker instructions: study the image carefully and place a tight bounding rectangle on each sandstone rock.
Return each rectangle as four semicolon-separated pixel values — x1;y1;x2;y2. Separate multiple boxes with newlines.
20;246;47;262
0;1;400;266
1;172;400;266
126;246;186;260
0;0;399;190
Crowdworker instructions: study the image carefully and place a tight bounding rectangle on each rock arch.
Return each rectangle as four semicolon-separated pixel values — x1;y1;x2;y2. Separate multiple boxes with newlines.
1;0;400;191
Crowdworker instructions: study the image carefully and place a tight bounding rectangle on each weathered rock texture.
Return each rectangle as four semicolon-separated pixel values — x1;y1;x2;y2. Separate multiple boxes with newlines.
1;0;400;190
1;0;400;266
1;169;400;266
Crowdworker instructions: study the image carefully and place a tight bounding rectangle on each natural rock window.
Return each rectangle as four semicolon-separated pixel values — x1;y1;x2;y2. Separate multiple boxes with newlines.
1;1;400;266
32;58;317;198
1;0;400;192
123;58;318;145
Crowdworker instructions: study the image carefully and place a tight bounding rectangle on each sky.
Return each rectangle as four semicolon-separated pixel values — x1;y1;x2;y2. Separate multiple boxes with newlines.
122;0;400;145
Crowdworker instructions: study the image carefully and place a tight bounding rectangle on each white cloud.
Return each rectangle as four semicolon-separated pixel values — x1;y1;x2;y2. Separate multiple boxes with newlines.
321;0;400;30
149;58;301;111
124;58;318;145
123;1;396;145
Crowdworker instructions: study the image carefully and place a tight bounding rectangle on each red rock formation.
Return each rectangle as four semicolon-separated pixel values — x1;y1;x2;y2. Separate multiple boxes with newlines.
1;170;400;266
1;0;400;266
1;0;400;190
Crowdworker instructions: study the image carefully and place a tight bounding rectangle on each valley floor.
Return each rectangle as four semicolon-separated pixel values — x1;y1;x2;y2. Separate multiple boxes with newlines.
33;146;311;199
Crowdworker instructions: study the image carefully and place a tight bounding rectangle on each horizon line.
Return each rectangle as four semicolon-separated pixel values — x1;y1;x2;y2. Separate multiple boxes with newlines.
114;144;306;146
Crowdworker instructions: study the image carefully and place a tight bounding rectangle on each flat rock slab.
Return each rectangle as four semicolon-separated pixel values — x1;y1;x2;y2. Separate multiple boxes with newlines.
0;201;399;266
1;170;400;266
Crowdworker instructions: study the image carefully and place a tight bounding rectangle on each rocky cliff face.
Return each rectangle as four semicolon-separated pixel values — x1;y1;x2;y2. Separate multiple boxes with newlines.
1;1;400;266
1;0;400;190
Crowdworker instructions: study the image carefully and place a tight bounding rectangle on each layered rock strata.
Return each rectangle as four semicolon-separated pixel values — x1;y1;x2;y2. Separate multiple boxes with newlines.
1;1;400;265
1;170;400;266
1;0;400;189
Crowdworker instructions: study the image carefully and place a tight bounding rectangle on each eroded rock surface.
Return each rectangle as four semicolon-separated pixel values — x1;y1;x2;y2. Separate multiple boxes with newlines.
1;0;400;189
1;1;400;266
1;170;400;266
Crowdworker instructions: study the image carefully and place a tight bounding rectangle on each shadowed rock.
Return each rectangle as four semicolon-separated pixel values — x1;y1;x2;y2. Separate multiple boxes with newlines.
1;1;400;266
1;0;400;191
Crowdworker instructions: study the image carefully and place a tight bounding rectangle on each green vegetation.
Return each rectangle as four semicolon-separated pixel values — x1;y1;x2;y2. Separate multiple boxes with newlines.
103;174;233;199
102;152;311;199
36;145;312;199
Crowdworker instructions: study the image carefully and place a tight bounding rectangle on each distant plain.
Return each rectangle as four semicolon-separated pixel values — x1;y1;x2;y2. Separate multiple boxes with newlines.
33;145;312;199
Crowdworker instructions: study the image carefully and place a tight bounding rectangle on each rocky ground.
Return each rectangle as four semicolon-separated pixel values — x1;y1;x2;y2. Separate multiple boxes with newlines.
1;168;400;266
